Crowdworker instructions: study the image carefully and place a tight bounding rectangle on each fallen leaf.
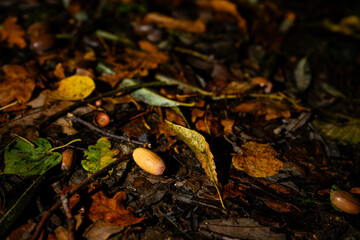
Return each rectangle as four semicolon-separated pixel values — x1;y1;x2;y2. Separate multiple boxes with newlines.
81;137;120;175
83;221;125;240
88;190;144;225
165;120;225;208
99;41;168;88
199;218;286;240
196;0;247;33
232;99;291;121
220;119;235;136
0;64;36;106
143;12;206;33
2;138;62;176
43;75;95;100
120;79;194;107
232;141;283;178
0;17;26;48
262;200;292;213
313;115;360;145
294;57;311;92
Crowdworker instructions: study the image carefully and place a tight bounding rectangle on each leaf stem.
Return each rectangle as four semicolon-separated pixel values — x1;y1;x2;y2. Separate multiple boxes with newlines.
48;139;82;153
14;134;35;147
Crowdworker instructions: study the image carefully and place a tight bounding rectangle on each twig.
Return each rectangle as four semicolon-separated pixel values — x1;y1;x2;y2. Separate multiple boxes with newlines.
52;182;75;240
30;156;131;240
39;81;169;128
68;116;150;147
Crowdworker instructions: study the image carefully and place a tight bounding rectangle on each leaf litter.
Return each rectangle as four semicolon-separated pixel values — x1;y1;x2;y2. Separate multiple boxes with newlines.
0;0;360;239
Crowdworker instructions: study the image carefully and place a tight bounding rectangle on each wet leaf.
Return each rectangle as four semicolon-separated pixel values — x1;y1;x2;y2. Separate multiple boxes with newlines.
81;137;120;174
83;221;125;240
232;141;283;178
263;200;292;213
43;75;95;100
0;64;36;106
2;138;62;176
0;17;26;48
294;57;311;92
165;120;225;208
88;190;144;225
121;79;195;107
313;117;360;145
143;12;206;33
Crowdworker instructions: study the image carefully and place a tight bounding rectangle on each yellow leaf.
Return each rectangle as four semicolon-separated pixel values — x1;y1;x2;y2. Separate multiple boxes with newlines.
165;120;225;209
43;75;95;100
232;141;283;178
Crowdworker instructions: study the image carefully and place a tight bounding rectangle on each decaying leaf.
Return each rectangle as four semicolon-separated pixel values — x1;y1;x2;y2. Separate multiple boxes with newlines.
143;12;206;33
313;117;360;145
165;120;225;208
98;41;168;88
294;57;311;92
81;137;120;174
0;16;26;48
232;141;283;178
0;64;36;106
88;190;144;226
232;98;291;121
2;138;62;176
43;75;95;100
199;218;286;240
120;79;195;107
262;200;292;213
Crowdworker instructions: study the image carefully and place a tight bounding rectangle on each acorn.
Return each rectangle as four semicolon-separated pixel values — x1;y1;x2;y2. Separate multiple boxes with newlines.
95;113;110;127
132;148;166;175
61;149;75;171
330;189;360;214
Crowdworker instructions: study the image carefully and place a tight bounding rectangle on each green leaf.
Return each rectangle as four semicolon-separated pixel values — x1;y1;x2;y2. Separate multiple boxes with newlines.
121;79;195;107
294;57;311;92
81;137;119;174
0;176;42;237
165;120;225;209
313;116;360;145
2;138;62;176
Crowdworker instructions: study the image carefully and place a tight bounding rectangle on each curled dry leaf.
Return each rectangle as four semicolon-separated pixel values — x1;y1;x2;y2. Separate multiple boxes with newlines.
165;120;225;208
232;141;283;178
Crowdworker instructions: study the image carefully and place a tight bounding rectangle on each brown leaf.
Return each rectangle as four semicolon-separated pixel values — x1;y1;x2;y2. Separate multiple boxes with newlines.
0;64;36;106
143;12;206;33
220;119;235;136
89;190;144;226
262;200;292;213
232;99;291;121
0;17;26;48
99;41;168;88
232;141;283;178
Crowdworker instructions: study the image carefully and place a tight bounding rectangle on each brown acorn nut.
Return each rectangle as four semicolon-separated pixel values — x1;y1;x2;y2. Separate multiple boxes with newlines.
95;113;110;127
132;148;166;175
61;149;75;171
330;190;360;214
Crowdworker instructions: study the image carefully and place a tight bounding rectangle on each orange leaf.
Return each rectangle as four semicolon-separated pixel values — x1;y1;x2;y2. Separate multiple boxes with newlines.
0;17;26;48
143;12;206;33
232;141;283;178
0;64;36;106
89;190;144;226
196;0;247;33
220;119;235;136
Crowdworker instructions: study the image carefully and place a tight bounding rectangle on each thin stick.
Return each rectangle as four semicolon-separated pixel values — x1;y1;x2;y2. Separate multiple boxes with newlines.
69;117;150;147
30;156;130;240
